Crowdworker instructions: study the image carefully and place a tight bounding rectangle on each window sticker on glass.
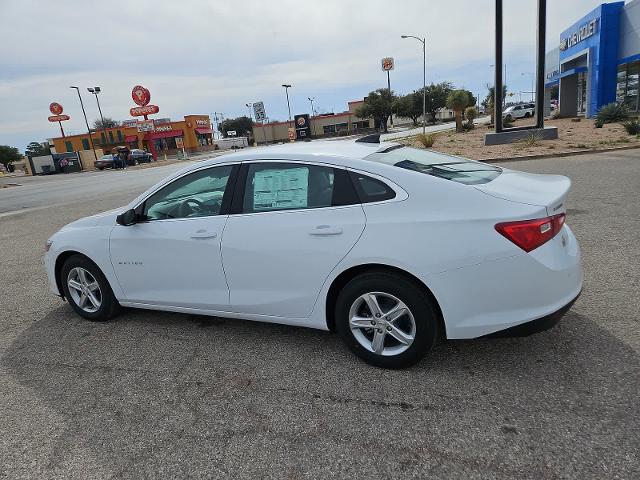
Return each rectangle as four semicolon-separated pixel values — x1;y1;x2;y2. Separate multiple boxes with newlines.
253;167;309;211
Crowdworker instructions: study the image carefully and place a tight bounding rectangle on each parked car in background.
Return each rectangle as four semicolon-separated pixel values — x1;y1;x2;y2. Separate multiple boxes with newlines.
129;149;153;164
503;103;535;121
94;154;115;170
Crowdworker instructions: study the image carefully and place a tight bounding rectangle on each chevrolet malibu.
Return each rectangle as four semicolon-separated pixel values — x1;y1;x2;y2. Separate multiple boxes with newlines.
44;137;582;368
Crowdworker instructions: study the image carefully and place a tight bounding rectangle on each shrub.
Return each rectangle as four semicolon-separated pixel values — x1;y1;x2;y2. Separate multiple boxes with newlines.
594;118;604;128
503;117;514;128
596;103;629;124
416;133;434;148
550;110;561;120
464;106;478;123
622;119;640;135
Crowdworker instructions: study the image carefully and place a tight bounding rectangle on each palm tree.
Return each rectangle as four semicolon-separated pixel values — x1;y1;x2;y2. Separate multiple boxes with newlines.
446;90;471;133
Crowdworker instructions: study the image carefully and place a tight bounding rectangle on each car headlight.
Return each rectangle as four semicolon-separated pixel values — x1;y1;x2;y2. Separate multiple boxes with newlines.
45;239;53;252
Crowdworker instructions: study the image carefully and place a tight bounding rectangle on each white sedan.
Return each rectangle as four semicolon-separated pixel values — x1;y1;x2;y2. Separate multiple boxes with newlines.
44;137;582;368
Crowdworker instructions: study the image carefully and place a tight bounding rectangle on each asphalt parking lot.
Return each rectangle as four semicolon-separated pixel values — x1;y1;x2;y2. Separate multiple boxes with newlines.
1;150;639;479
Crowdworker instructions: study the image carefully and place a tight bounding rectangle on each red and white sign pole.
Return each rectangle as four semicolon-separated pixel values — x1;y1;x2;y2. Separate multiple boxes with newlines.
48;102;70;137
130;85;160;160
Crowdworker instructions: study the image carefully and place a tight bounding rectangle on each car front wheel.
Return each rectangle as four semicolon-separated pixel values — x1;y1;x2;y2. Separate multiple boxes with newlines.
335;271;439;368
61;255;120;321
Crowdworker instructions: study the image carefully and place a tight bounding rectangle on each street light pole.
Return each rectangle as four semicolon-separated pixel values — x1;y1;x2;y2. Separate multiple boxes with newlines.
521;72;535;101
88;87;108;148
70;86;97;160
401;35;427;134
246;103;255;145
282;84;292;126
308;97;316;137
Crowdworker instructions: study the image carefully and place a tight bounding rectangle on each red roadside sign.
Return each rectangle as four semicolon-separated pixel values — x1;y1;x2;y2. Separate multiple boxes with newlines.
130;105;160;116
49;102;64;115
48;114;70;122
132;85;151;106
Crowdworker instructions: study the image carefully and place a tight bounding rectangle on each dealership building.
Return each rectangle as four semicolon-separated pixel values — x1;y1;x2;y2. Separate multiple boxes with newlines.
50;114;214;159
545;0;640;118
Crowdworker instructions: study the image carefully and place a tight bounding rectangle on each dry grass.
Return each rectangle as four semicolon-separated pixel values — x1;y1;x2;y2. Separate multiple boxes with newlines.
399;118;640;160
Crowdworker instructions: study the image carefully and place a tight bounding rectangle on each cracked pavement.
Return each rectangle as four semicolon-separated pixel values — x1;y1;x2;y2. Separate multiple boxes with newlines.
1;150;639;478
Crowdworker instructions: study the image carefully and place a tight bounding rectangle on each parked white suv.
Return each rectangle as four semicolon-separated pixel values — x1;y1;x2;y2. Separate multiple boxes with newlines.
503;103;535;121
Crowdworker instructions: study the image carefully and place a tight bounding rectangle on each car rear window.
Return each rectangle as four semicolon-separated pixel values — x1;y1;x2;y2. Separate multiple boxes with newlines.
365;147;501;185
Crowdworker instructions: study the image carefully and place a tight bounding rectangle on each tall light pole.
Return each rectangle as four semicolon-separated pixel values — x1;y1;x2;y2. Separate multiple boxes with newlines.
401;35;426;134
282;84;292;126
521;72;535;102
308;97;316;137
88;87;108;148
246;103;254;145
70;86;97;160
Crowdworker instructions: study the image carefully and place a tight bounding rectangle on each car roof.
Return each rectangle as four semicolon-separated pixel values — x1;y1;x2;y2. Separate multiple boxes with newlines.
196;139;396;168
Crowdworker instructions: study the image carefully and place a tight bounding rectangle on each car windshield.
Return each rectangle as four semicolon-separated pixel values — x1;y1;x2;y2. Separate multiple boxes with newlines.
365;147;501;185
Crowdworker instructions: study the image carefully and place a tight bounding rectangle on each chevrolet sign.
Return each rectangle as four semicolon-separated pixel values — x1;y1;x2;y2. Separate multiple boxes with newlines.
560;19;598;51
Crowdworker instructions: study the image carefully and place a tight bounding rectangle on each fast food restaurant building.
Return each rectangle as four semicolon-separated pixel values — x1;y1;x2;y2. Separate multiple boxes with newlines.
544;0;640;118
50;114;214;159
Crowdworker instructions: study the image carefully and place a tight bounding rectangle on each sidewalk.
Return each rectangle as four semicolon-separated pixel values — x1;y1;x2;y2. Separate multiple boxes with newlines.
381;116;491;141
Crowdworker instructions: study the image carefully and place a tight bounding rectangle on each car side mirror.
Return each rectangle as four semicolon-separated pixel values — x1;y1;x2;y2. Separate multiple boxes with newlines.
116;208;138;226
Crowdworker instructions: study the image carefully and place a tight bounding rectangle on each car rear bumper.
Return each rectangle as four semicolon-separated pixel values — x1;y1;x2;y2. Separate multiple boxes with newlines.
483;289;581;337
429;225;582;339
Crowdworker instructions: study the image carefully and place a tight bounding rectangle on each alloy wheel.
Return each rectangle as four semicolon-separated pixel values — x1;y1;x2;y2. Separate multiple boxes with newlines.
67;267;102;313
348;292;416;356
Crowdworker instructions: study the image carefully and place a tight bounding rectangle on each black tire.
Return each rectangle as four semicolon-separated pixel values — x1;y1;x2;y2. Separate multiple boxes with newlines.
335;271;439;369
97;167;104;171
60;254;120;322
524;112;530;118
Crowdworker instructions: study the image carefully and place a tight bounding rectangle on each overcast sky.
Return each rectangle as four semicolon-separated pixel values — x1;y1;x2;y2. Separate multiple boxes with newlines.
0;0;615;151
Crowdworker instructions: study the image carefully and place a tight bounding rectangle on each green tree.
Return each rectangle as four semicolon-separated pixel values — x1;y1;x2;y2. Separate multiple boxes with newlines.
25;141;48;157
394;93;422;126
356;88;397;133
93;117;119;130
424;82;453;123
0;145;22;171
219;116;253;138
446;90;473;133
465;106;478;126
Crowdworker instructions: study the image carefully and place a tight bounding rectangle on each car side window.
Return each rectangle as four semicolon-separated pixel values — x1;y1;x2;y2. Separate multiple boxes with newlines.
241;162;359;213
350;172;396;203
143;165;233;221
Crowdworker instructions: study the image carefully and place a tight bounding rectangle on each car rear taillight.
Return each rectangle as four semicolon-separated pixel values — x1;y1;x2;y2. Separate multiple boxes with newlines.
495;213;565;252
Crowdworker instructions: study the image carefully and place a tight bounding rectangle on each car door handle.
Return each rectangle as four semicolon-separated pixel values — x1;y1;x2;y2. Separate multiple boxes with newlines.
190;229;217;239
309;225;343;236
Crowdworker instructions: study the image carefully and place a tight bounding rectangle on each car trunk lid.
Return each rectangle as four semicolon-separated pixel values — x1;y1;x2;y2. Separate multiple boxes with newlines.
474;169;570;216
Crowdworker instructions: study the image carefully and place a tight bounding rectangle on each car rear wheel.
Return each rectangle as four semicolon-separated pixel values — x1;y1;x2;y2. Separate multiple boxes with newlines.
335;271;439;368
61;255;120;322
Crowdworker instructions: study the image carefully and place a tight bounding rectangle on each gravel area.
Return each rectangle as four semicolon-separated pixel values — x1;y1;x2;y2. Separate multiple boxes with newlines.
401;117;640;160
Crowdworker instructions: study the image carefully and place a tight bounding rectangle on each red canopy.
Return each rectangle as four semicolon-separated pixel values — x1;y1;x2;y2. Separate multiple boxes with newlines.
195;127;213;134
124;135;138;142
144;129;183;140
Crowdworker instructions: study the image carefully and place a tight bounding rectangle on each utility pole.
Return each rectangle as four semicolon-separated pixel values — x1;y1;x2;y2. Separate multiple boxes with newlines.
70;86;97;160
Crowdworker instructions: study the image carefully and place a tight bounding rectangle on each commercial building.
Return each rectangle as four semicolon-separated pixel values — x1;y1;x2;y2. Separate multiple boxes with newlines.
252;100;373;143
50;114;214;159
544;0;640;117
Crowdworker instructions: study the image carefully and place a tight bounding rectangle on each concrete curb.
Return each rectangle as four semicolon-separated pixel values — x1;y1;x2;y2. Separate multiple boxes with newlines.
479;144;640;163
